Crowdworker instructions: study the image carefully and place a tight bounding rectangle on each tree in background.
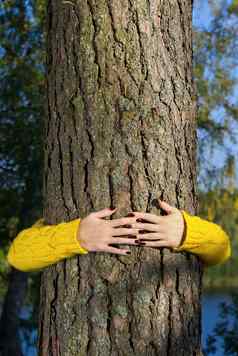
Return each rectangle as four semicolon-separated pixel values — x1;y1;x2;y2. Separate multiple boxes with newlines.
199;157;238;289
194;2;238;353
194;0;238;288
201;157;238;354
0;1;45;354
194;0;238;186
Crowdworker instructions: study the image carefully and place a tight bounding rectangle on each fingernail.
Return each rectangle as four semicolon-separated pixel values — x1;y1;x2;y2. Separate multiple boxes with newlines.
109;207;116;210
126;251;131;255
135;240;146;245
126;213;135;217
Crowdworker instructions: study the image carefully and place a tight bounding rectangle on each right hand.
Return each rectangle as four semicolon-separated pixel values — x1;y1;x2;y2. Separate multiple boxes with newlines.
77;208;139;255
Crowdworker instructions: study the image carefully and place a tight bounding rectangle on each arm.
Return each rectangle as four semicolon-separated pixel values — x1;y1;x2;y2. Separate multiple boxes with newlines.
6;208;140;272
130;200;231;267
174;211;231;267
7;218;88;272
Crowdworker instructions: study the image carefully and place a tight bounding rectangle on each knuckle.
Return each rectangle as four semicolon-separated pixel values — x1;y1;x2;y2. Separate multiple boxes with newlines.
125;218;133;225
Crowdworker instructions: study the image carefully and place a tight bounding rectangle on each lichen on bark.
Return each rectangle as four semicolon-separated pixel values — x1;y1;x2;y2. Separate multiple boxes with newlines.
39;0;202;355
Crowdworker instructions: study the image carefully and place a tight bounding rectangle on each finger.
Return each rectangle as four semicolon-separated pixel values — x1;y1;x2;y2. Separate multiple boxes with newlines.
112;238;138;245
110;217;137;227
136;240;168;247
105;246;131;255
137;232;164;240
130;212;162;224
159;200;177;215
92;207;117;219
112;228;139;236
131;222;163;232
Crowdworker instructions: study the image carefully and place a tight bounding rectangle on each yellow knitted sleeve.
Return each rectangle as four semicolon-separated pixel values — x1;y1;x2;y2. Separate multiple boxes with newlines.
7;218;88;272
174;211;231;267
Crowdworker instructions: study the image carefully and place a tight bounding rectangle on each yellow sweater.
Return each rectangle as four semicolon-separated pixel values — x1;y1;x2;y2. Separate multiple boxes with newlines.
6;211;231;272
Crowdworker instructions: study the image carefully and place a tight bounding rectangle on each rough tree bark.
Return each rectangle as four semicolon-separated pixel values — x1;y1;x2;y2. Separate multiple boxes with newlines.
39;0;202;355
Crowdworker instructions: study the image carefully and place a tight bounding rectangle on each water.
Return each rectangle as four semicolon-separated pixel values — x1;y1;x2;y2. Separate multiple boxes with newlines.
18;292;235;355
19;305;37;356
202;292;233;356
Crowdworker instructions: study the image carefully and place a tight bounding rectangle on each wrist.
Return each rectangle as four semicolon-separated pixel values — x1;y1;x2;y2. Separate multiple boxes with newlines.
76;224;89;253
179;211;186;247
173;210;187;250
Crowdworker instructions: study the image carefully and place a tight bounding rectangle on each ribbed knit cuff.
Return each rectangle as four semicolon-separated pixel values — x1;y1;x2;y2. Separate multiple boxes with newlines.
70;219;89;254
172;211;231;266
55;218;89;255
173;210;201;252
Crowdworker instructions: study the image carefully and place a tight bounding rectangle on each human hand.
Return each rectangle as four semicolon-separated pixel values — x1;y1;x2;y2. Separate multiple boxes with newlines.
77;207;140;255
130;200;185;248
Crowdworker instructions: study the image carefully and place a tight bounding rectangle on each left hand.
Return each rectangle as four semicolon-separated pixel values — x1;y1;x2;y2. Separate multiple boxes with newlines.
130;200;185;248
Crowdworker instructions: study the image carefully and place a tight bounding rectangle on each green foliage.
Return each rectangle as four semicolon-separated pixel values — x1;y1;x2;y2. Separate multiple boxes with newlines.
0;0;46;344
228;0;238;15
0;0;45;268
194;0;238;185
200;155;238;354
199;156;238;289
199;186;238;289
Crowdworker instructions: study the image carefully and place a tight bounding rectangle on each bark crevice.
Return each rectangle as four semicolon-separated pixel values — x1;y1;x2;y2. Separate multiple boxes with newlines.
40;0;202;354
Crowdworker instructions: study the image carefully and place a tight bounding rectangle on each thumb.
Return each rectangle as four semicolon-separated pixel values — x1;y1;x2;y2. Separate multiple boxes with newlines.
93;207;117;219
159;200;176;215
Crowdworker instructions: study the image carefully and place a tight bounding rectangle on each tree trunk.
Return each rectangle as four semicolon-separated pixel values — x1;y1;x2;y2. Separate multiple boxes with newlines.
39;0;202;355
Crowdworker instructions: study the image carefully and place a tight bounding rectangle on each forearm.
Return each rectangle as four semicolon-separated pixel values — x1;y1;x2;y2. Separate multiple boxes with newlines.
7;218;88;272
174;211;231;267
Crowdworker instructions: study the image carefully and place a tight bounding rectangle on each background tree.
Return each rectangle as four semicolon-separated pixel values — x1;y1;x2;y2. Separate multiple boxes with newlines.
199;163;238;289
194;0;238;186
0;0;45;354
38;1;202;355
194;0;238;290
